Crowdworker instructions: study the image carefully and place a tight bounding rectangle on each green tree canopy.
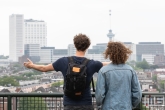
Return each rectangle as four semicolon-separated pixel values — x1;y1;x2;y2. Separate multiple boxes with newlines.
136;59;150;70
0;76;19;86
152;75;157;82
51;80;64;87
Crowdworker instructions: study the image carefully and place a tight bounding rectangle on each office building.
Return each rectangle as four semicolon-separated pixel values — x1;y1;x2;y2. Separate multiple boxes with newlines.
24;19;47;47
9;14;47;62
24;44;40;62
136;42;164;62
9;14;24;62
39;47;55;63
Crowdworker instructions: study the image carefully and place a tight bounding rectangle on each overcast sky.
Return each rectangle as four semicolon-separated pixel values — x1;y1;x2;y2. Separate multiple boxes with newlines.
0;0;165;55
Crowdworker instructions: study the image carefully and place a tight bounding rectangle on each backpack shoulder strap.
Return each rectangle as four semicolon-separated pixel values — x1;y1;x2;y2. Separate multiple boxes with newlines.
82;58;95;92
82;58;90;65
67;56;74;63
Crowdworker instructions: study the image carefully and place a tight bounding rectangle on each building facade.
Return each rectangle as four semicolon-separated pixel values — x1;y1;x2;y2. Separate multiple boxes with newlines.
67;44;76;56
9;15;47;62
9;14;24;62
142;54;155;64
136;42;164;62
24;19;47;47
124;42;136;62
154;55;165;65
39;47;55;63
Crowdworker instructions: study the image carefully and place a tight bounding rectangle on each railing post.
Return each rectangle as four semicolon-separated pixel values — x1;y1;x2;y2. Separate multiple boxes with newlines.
7;95;12;110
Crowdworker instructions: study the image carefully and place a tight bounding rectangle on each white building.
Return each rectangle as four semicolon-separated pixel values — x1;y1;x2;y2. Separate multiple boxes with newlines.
124;42;136;62
9;14;47;62
142;54;155;64
155;69;165;72
24;19;47;47
68;44;76;56
24;44;40;56
39;47;55;63
9;14;24;62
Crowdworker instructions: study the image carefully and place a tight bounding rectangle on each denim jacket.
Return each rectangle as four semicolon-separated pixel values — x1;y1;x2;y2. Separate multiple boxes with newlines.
95;63;142;110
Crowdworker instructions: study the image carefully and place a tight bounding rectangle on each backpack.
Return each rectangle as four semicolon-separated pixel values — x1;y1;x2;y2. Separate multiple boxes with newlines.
64;56;93;99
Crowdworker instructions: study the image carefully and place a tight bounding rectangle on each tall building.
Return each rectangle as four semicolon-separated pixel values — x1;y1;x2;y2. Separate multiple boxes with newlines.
9;14;47;62
9;14;24;62
24;19;47;47
136;42;164;62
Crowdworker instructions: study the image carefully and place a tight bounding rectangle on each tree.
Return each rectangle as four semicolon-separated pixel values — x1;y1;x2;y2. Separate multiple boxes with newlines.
152;75;157;82
159;80;165;92
142;105;149;110
127;61;143;71
51;80;64;87
18;97;47;110
136;59;150;70
0;76;19;86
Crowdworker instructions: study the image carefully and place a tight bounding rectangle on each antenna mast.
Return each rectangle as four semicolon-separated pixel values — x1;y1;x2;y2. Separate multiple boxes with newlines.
109;10;111;30
107;10;115;41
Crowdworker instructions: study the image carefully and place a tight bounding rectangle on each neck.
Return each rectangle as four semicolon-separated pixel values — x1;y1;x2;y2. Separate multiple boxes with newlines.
75;50;86;57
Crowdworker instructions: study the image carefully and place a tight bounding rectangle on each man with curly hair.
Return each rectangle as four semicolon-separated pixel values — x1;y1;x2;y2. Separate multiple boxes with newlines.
24;33;109;110
95;41;142;110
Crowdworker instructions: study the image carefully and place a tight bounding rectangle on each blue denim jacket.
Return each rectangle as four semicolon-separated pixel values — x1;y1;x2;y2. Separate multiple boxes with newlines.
95;63;142;110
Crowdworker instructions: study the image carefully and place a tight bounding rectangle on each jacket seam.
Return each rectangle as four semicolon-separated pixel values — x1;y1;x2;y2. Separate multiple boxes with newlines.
101;68;134;75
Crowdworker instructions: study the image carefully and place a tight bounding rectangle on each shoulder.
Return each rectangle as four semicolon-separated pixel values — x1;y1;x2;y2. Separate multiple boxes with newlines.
87;59;103;72
52;57;68;66
52;57;68;71
124;64;134;70
88;59;102;66
56;57;68;62
99;63;112;73
99;63;134;73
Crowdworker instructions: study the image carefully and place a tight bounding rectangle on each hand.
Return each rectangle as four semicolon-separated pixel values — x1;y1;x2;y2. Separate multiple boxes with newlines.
24;58;34;69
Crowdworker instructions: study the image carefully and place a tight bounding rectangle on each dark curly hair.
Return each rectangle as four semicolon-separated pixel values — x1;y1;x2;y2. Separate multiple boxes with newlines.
73;33;91;51
104;41;132;64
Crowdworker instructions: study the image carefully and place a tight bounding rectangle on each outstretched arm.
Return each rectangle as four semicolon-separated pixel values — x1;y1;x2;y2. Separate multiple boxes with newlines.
24;58;54;72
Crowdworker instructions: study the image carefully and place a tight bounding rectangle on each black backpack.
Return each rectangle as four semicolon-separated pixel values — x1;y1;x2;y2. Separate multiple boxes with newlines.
64;57;95;99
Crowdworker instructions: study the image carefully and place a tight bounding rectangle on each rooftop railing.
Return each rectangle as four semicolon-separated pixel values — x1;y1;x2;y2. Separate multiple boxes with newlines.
0;92;165;110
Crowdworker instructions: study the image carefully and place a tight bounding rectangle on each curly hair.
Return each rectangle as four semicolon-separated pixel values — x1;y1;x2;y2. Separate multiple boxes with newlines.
73;33;91;51
104;41;132;64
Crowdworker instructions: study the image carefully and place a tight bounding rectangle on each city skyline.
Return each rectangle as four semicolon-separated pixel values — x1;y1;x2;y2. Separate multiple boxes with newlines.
0;0;165;55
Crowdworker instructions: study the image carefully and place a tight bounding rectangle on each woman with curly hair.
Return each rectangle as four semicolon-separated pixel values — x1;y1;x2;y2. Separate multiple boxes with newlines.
95;41;142;110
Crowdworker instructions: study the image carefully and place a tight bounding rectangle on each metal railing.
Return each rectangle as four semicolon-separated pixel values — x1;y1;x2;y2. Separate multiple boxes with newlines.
0;92;165;110
0;93;97;110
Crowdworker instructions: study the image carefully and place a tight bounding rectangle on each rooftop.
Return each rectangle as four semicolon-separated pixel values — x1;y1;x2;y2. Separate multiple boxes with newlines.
25;19;44;22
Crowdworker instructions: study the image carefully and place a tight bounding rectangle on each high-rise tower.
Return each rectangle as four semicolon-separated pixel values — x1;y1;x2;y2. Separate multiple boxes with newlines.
107;10;115;41
9;14;24;62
